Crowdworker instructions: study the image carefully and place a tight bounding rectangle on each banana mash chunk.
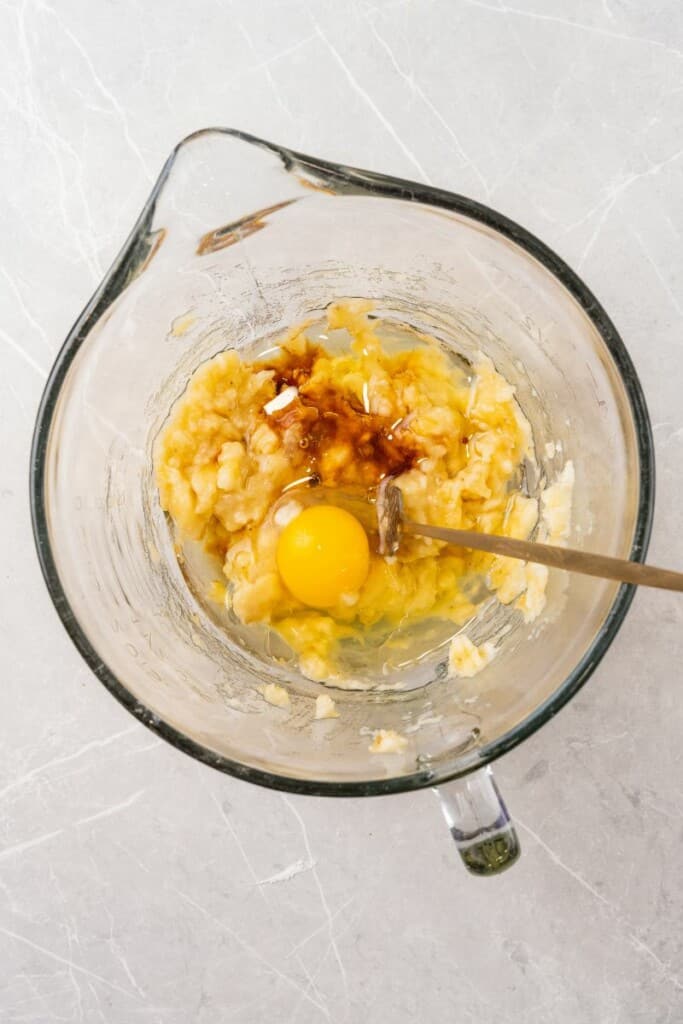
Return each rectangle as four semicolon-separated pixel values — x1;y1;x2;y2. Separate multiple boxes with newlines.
262;683;290;709
368;729;408;755
314;694;340;720
449;635;498;678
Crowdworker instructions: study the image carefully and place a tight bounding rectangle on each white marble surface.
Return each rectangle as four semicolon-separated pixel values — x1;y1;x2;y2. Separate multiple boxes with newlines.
2;0;683;1020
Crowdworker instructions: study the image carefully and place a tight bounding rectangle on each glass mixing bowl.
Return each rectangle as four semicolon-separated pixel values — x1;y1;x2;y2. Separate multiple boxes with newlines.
30;129;654;875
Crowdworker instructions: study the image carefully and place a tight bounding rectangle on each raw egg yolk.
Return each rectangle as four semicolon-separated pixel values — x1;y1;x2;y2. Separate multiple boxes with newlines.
276;505;370;608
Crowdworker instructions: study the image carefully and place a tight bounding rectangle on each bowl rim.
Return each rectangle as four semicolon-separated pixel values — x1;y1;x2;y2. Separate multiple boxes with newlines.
29;127;655;797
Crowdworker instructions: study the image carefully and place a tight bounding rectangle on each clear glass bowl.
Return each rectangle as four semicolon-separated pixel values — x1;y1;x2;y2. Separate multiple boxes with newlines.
30;129;654;874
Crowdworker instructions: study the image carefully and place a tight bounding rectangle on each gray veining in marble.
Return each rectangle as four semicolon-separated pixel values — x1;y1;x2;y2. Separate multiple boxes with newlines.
1;1;683;1021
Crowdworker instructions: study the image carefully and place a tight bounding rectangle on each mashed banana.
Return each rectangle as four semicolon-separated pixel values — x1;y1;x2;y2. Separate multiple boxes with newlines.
155;301;568;682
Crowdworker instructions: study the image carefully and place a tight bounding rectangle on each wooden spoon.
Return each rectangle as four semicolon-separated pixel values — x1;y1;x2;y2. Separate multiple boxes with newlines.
376;483;681;592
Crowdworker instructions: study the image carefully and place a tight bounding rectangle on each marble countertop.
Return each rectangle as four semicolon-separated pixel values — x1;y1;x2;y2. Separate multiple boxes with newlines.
2;1;682;1020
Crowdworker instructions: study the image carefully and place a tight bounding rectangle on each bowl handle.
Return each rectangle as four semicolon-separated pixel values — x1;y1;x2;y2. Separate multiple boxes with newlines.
433;766;520;876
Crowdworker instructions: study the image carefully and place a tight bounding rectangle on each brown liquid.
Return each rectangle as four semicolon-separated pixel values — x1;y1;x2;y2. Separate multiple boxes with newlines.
259;345;421;488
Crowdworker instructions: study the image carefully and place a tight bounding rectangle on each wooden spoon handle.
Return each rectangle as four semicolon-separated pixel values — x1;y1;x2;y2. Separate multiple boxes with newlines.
403;521;683;592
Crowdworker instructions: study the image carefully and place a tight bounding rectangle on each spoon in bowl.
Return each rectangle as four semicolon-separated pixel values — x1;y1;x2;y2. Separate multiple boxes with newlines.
375;482;683;592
